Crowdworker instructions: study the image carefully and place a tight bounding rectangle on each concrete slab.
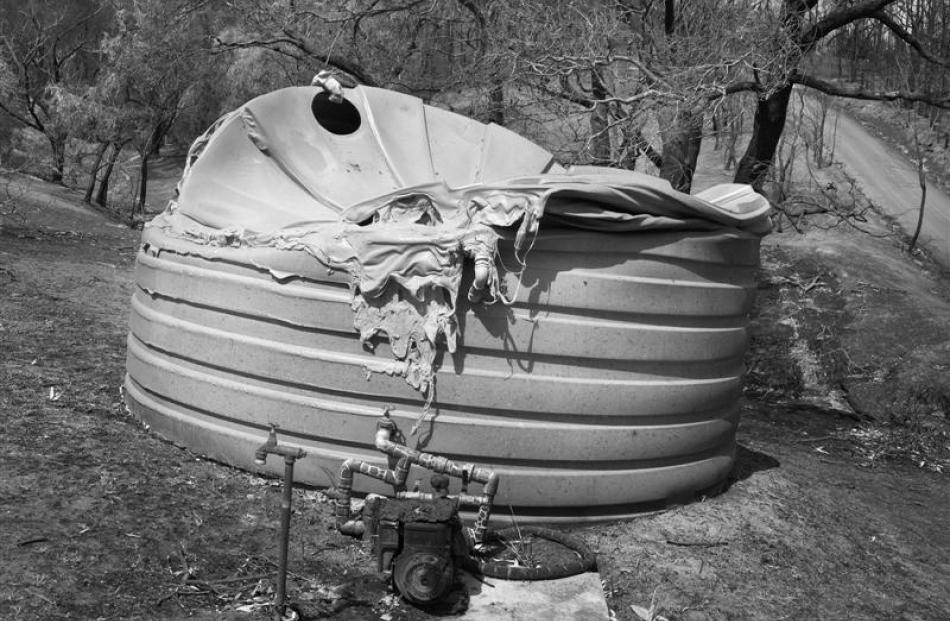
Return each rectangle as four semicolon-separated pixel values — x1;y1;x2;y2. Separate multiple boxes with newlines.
457;571;610;620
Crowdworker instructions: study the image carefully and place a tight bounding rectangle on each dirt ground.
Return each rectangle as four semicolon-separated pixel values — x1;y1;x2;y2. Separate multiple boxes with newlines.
1;172;949;621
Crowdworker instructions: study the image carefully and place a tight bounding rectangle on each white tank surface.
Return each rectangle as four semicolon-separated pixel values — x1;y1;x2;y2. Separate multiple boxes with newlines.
125;85;770;521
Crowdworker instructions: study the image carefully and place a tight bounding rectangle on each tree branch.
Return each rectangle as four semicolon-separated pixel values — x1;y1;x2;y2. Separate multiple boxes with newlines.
797;0;897;51
610;54;670;90
553;75;595;108
0;99;41;130
281;28;379;86
706;81;762;101
213;36;378;86
790;72;950;108
347;0;429;38
871;10;950;69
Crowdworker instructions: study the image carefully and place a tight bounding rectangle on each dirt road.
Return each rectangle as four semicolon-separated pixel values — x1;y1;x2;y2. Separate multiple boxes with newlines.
828;107;950;267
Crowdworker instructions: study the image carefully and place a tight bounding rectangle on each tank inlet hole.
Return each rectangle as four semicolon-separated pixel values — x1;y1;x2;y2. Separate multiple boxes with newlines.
311;91;361;135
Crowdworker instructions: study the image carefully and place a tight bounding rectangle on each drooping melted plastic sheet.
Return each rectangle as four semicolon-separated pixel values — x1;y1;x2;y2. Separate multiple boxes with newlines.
154;85;771;420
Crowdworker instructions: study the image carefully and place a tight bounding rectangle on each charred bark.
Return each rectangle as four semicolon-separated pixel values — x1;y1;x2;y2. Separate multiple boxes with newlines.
733;84;794;189
488;84;505;126
134;148;151;226
48;136;67;184
95;143;122;207
589;69;611;165
660;108;703;192
133;119;175;224
83;142;108;204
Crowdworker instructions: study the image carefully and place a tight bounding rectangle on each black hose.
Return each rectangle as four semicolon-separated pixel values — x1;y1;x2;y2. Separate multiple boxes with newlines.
470;526;596;580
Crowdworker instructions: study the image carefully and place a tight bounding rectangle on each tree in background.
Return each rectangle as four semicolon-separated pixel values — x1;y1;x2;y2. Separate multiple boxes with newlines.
734;0;950;189
100;0;223;222
499;0;950;193
1;0;949;212
0;0;230;212
494;0;777;191
0;0;106;183
217;0;506;119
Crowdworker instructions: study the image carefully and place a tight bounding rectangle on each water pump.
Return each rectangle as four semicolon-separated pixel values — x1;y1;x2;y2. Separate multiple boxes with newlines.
362;476;467;604
328;409;597;606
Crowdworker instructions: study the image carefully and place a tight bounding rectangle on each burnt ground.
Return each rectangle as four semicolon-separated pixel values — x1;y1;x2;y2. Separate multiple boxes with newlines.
1;174;949;620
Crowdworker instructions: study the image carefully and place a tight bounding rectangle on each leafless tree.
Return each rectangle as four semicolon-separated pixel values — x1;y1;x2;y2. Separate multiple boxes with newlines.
0;0;104;183
100;0;223;223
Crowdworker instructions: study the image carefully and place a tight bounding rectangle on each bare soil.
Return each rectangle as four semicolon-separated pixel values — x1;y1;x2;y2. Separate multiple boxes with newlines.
2;171;949;620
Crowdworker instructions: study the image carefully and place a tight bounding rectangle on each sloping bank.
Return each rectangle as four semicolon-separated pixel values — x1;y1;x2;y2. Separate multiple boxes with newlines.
124;85;771;521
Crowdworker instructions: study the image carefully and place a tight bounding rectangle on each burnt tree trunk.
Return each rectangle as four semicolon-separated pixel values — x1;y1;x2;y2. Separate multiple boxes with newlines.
660;108;704;193
134;147;151;226
617;117;640;170
488;84;505;126
589;69;611;164
730;0;817;191
95;143;122;207
48;135;67;184
733;84;794;190
133;119;174;224
83;142;109;204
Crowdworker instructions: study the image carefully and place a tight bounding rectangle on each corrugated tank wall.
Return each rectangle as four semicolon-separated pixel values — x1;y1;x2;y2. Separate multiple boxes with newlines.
125;223;759;521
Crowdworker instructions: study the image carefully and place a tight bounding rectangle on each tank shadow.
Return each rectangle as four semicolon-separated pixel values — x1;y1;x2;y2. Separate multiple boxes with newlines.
727;444;780;486
666;444;779;506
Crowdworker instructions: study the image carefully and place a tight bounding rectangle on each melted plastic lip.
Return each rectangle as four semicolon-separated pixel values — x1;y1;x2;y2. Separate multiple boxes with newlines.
311;91;362;135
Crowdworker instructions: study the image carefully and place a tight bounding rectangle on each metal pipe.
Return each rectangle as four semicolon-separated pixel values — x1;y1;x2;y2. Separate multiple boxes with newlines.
253;425;305;619
334;456;409;536
373;425;498;544
396;491;491;505
332;409;499;544
276;455;295;616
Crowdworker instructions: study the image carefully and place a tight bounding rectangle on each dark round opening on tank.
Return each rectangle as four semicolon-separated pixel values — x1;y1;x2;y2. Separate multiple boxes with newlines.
311;91;361;135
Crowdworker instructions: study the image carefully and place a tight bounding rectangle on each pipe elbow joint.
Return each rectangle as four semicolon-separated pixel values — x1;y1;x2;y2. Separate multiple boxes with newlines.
339;458;360;477
484;472;499;496
374;432;392;452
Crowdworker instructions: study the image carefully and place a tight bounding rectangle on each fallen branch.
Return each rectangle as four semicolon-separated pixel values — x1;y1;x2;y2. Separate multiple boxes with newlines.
184;573;272;586
665;539;728;548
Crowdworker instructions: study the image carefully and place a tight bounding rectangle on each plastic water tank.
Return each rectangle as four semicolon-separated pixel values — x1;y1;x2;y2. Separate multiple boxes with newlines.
125;85;764;521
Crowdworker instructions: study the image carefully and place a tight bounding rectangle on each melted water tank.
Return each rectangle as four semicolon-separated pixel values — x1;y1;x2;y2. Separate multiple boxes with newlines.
125;85;767;521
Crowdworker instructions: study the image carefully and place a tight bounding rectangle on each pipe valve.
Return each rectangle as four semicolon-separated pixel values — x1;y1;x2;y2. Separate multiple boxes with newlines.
254;424;306;465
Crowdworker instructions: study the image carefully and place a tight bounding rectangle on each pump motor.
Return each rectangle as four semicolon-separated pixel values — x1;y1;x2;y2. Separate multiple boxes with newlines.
362;493;468;604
